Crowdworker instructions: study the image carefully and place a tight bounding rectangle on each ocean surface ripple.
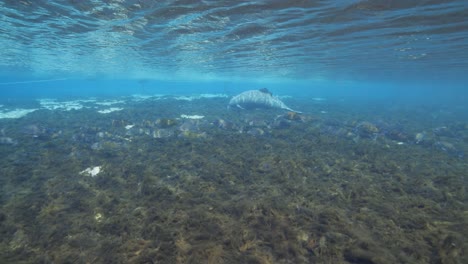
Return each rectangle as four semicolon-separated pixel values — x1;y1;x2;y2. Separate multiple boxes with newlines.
1;0;467;80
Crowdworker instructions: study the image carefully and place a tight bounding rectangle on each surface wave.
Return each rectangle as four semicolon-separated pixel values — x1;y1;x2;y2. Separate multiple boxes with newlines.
0;0;467;80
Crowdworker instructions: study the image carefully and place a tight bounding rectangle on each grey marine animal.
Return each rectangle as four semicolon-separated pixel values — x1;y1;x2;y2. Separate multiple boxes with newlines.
228;88;301;113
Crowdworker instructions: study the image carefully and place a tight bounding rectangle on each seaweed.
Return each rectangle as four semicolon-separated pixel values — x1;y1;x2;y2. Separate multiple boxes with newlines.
0;97;467;263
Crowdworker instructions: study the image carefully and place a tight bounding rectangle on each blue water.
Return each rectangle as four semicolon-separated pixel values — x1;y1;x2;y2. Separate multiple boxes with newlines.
1;0;467;101
1;1;468;263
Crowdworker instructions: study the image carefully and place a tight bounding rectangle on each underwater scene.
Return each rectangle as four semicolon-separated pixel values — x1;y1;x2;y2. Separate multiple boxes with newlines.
1;1;467;263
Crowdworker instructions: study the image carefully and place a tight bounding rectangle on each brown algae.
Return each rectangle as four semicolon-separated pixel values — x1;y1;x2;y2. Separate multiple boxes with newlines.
0;97;467;263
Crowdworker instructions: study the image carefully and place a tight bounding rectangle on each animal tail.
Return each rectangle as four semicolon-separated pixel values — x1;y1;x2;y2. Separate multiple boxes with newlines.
284;107;302;113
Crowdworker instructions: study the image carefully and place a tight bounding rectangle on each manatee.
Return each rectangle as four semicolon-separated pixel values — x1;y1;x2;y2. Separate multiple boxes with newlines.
228;89;301;113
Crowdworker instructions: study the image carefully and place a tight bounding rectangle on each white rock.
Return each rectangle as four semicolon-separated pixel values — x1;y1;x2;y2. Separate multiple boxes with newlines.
180;114;204;119
80;166;102;177
98;107;123;114
0;109;38;119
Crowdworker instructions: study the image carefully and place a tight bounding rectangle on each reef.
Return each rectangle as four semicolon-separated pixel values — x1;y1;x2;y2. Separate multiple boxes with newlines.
0;96;467;263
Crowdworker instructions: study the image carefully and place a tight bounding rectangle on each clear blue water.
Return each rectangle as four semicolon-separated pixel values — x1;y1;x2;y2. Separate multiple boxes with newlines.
1;0;467;99
0;1;467;263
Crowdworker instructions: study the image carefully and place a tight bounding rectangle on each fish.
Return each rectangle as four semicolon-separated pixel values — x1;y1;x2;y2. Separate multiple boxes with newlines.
228;89;301;113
